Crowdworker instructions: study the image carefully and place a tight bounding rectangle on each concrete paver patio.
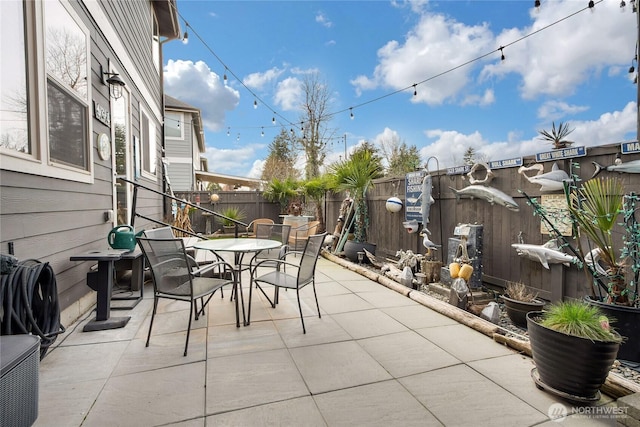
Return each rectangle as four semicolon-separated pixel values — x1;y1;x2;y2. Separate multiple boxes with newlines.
34;257;625;426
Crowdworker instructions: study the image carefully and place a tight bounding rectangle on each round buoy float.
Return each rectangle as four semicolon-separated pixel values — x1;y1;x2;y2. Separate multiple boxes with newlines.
386;196;403;213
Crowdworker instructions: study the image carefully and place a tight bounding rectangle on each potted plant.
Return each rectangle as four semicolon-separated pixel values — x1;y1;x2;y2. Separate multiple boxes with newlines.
500;281;546;328
217;206;246;234
329;146;383;262
565;176;640;362
522;173;640;363
262;178;300;215
527;301;622;402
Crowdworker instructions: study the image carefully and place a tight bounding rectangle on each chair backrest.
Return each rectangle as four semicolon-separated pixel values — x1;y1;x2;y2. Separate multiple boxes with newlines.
248;218;275;235
137;237;193;296
255;223;291;244
306;221;320;236
297;232;327;285
143;226;175;239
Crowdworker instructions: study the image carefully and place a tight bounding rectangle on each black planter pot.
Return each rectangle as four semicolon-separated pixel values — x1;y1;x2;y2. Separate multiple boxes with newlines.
500;295;545;328
526;311;620;401
585;296;640;363
344;241;376;264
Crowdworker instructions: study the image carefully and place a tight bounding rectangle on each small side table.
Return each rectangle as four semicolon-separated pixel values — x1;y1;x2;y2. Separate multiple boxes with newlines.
70;249;138;332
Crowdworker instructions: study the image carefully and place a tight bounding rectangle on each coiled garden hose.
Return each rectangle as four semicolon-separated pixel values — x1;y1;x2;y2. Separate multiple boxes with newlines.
1;257;65;359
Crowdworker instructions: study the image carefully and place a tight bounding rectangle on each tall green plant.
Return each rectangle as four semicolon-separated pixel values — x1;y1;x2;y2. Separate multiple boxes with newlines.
301;175;330;233
567;176;628;304
263;178;299;213
329;149;383;242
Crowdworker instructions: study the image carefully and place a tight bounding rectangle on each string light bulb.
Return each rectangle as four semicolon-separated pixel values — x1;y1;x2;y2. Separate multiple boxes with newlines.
261;127;264;137
630;57;636;74
534;0;541;8
413;84;417;97
272;116;276;125
620;0;627;10
253;99;258;109
500;47;505;61
588;0;594;9
223;70;228;85
182;31;188;45
226;127;230;136
350;108;354;120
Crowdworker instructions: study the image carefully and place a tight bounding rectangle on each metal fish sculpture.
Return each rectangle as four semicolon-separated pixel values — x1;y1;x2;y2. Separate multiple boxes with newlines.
511;240;578;269
518;162;568;193
591;159;640;178
449;185;519;211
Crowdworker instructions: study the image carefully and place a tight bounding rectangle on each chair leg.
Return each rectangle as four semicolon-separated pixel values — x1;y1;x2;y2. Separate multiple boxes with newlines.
312;281;321;319
146;297;159;348
296;288;306;334
184;301;194;357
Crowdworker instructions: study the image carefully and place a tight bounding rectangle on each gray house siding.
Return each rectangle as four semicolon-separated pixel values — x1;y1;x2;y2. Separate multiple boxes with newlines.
166;162;194;192
0;0;178;322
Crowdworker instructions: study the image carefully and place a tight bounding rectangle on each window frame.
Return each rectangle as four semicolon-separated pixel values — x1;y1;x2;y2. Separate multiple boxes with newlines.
0;0;93;183
164;111;183;140
139;105;157;180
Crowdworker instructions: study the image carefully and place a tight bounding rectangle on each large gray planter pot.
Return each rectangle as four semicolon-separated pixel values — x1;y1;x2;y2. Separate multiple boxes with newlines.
526;311;620;402
344;241;376;263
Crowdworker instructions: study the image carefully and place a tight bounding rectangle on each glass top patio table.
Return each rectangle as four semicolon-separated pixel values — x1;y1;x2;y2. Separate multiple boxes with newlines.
191;238;282;326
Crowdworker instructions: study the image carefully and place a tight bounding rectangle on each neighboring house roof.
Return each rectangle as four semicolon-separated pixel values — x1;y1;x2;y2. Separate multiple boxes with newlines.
195;171;266;190
153;0;181;39
164;94;205;153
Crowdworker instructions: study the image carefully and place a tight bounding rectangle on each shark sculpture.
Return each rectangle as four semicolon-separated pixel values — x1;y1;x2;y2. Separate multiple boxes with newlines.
449;185;519;211
592;158;640;178
511;239;578;269
518;162;569;193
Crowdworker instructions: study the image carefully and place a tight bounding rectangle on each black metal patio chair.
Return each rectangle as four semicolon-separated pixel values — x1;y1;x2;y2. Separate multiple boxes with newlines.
248;232;327;333
137;236;236;356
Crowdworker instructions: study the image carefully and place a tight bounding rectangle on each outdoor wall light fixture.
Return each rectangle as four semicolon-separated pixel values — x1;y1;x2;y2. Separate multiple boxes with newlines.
101;60;126;100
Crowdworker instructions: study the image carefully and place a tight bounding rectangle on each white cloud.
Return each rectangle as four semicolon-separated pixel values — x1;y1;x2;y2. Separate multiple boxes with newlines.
419;102;636;168
274;77;303;111
461;89;495;107
537;100;589;121
247;159;266;179
481;1;635;99
315;11;333;28
164;60;240;131
203;144;263;175
243;67;285;91
351;12;494;105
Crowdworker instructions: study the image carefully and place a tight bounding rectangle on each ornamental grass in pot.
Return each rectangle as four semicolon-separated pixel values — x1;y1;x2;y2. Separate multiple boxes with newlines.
527;300;622;402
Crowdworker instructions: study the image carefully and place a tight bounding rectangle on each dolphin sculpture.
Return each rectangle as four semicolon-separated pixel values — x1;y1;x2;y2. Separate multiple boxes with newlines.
449;185;519;211
511;240;578;269
592;159;640;178
518;162;569;192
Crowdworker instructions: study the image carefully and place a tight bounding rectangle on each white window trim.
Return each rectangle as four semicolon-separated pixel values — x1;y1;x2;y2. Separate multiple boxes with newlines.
165;111;184;140
0;0;93;183
139;105;157;181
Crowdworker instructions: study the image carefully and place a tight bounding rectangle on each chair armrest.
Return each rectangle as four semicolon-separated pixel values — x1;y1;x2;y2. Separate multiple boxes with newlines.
251;258;300;275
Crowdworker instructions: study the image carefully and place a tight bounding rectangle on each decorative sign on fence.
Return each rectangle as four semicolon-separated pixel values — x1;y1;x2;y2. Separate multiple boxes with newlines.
489;157;523;170
446;165;471;175
621;141;640;154
540;194;572;236
405;170;425;222
536;146;586;162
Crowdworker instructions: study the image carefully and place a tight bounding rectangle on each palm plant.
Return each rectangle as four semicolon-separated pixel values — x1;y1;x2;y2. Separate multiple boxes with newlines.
263;178;299;214
329;149;383;243
567;176;628;304
301;175;331;233
538;121;575;149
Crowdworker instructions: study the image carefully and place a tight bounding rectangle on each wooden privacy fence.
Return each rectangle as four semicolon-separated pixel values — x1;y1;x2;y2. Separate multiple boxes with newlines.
176;143;639;302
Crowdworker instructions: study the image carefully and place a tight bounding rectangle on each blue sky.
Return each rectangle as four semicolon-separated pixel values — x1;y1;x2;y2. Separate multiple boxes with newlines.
163;0;637;178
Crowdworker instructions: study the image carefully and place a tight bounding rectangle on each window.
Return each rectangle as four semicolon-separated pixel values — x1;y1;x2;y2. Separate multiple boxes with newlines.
152;15;160;75
0;0;91;182
140;107;156;177
0;1;29;154
165;112;183;139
